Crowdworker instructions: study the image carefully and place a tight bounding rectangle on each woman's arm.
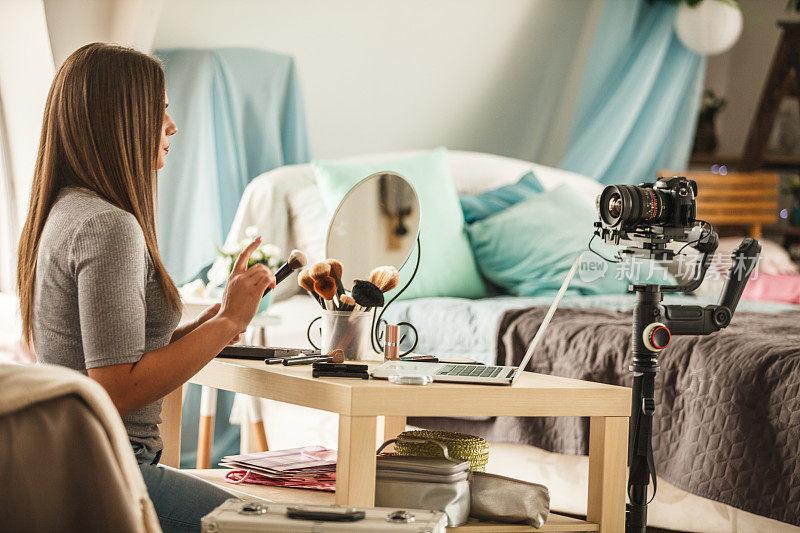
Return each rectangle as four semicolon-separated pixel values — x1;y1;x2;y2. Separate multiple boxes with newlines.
171;303;243;344
89;315;240;415
88;237;273;416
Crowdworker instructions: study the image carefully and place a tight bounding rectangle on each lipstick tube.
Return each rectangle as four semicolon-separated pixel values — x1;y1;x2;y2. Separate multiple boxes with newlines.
384;324;400;360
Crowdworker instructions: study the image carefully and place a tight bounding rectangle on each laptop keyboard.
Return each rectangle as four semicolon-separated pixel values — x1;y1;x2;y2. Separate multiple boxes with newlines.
436;364;509;379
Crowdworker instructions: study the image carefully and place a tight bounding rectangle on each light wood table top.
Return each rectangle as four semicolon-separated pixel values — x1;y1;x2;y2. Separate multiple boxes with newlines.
189;358;631;418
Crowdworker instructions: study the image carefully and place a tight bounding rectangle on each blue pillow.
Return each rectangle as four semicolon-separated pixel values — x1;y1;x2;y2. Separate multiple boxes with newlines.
466;184;674;297
312;147;487;300
459;171;544;223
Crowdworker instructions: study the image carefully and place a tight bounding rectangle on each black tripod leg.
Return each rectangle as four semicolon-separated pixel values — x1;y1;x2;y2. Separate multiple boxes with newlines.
626;371;656;533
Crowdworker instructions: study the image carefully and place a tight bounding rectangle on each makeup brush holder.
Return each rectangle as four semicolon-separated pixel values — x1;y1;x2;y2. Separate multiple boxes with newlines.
321;310;376;361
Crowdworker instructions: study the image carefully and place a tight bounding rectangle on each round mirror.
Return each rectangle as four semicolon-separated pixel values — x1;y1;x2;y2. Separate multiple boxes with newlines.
325;171;420;287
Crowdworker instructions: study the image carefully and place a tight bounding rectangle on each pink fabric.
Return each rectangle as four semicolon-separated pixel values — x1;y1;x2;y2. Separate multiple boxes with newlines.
0;339;36;365
742;273;800;304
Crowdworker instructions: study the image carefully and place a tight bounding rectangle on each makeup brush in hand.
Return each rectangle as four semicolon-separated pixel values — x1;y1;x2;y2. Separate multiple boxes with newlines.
352;279;385;312
264;249;307;296
326;259;347;297
298;268;325;309
314;276;338;310
368;266;400;293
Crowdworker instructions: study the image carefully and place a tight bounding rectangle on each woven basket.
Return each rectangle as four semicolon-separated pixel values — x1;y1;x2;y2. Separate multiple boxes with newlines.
394;430;489;472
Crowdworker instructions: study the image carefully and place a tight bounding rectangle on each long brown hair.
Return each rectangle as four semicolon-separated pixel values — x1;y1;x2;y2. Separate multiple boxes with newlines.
17;42;181;345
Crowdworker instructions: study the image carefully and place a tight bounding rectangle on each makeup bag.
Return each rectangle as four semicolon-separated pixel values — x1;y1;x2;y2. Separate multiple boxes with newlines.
469;471;550;528
376;438;551;528
375;438;471;527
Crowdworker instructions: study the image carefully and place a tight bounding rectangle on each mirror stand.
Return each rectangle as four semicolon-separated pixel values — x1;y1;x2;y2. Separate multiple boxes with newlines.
371;235;421;356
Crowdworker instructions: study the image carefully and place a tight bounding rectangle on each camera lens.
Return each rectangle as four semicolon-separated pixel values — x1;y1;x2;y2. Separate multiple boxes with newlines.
598;185;670;228
607;193;623;218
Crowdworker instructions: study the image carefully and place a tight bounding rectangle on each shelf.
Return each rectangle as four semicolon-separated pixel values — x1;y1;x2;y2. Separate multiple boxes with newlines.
763;223;800;236
450;515;598;531
690;152;800;170
186;468;334;505
187;468;599;531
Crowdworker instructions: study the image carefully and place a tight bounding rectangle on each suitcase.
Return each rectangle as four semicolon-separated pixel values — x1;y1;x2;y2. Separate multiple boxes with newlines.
202;499;448;532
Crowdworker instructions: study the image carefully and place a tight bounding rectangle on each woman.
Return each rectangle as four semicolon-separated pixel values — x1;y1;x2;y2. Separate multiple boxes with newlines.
16;43;274;532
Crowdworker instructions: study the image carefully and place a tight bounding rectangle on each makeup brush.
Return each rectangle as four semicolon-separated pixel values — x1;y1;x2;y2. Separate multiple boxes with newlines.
352;279;385;311
326;259;347;297
264;249;307;296
298;268;325;309
314;276;338;310
283;349;345;366
368;266;400;293
339;294;356;312
309;261;332;281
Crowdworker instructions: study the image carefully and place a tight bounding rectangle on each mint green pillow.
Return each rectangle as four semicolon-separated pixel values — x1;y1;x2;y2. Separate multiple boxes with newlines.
466;184;675;296
312;147;486;299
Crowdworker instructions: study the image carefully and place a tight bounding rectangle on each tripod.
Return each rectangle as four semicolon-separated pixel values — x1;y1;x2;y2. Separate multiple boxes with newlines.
624;238;761;533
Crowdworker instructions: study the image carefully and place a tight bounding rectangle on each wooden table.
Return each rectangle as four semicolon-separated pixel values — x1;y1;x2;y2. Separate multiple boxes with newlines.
160;359;631;533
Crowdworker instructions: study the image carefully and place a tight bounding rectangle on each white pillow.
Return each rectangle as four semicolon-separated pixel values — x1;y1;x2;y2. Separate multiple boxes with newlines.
287;184;327;265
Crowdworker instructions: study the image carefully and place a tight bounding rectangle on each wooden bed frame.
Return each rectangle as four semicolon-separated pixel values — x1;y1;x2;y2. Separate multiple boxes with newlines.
660;171;779;238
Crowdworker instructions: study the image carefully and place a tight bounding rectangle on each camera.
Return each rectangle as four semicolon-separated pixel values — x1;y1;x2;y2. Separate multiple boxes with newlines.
594;177;704;261
597;177;697;235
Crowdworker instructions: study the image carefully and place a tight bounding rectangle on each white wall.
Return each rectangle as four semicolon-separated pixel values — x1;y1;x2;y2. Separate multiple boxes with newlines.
704;0;800;155
152;0;598;163
45;0;165;65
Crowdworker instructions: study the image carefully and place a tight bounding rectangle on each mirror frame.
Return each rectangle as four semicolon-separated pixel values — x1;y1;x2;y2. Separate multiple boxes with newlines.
324;170;420;278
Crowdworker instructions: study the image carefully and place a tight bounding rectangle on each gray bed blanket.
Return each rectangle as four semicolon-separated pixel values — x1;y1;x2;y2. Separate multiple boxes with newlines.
411;307;800;525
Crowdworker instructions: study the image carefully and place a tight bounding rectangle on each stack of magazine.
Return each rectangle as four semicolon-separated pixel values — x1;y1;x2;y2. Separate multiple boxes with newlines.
221;446;336;492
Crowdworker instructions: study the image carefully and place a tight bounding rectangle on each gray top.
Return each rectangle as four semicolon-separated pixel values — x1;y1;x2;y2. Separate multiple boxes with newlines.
33;186;181;453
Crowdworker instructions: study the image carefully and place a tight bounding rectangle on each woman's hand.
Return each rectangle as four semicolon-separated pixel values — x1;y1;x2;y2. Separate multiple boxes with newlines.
219;237;276;332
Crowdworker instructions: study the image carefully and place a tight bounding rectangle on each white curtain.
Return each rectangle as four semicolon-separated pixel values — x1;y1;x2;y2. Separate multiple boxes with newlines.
0;97;17;293
0;0;56;293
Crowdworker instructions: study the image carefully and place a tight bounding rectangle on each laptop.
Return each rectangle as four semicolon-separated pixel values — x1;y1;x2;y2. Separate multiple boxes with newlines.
370;259;578;386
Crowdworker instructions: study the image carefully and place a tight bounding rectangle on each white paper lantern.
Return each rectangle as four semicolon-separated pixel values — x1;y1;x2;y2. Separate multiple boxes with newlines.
674;0;743;56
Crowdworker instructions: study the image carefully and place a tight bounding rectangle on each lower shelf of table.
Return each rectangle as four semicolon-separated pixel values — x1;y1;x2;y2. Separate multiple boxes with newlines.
186;469;599;532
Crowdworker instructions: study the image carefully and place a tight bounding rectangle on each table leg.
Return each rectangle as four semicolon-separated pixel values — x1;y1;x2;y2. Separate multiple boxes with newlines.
587;416;628;533
335;415;378;507
378;416;407;452
159;385;183;468
247;396;269;452
197;386;217;469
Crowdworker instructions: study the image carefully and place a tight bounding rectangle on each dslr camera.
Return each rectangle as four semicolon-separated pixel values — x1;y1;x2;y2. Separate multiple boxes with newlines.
594;176;705;261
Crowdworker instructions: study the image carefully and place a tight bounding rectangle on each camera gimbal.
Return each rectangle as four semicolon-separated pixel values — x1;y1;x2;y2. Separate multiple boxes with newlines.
594;177;762;533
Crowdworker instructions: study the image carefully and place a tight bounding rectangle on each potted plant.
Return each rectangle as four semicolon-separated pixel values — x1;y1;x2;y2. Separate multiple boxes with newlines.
693;89;727;154
207;226;283;313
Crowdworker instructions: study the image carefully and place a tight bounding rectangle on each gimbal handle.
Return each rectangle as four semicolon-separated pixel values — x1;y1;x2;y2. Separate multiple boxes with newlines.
662;237;761;335
718;238;761;315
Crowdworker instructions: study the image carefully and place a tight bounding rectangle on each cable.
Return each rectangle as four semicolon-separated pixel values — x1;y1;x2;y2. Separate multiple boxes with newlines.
372;236;421;353
587;233;623;263
675;219;711;255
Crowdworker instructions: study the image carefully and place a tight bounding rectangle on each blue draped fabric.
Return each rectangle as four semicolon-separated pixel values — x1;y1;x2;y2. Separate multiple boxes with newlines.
560;0;705;185
155;48;312;284
154;48;311;468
